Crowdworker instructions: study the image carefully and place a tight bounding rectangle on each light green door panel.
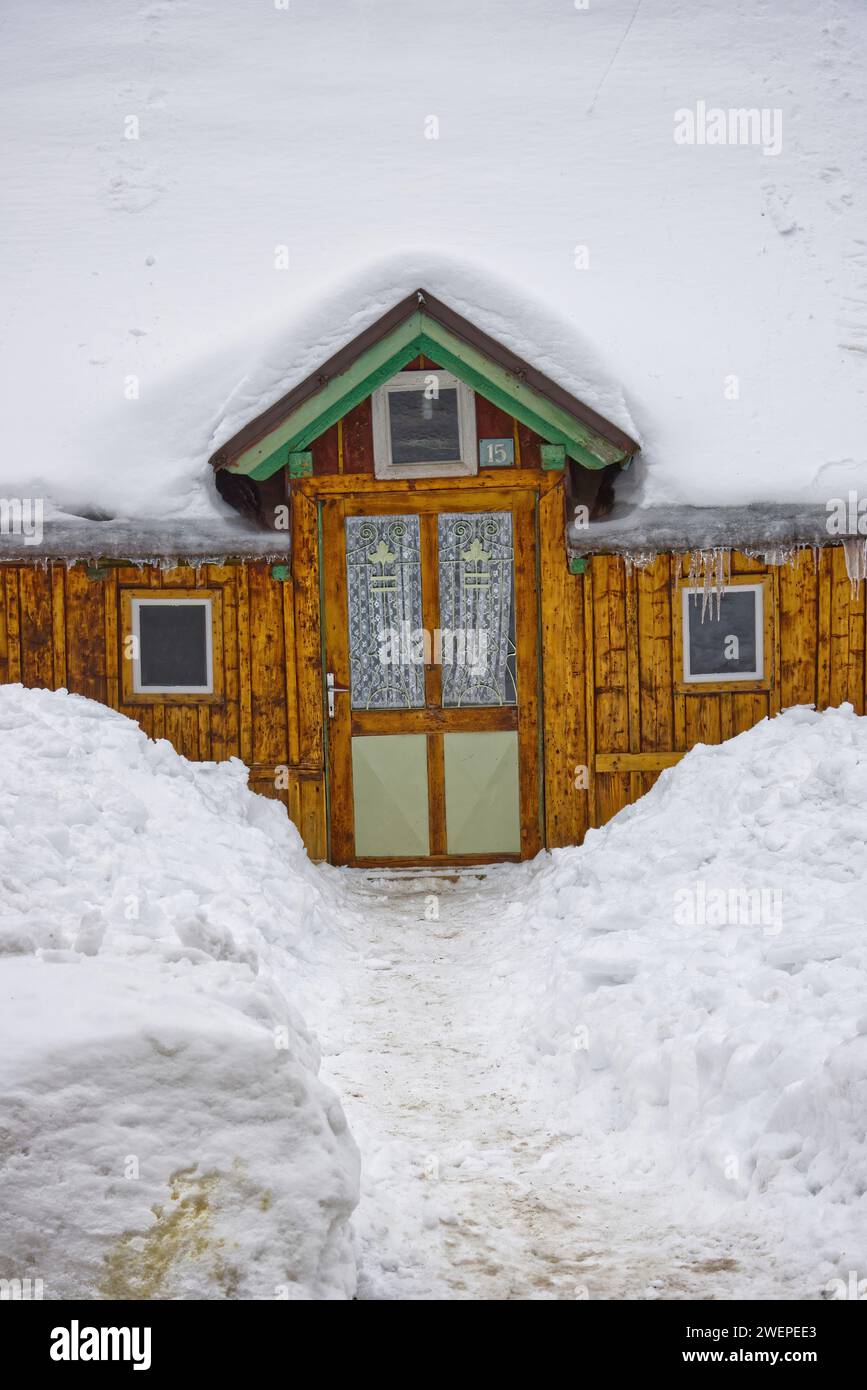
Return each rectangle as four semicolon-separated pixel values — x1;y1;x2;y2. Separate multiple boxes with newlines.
444;731;521;855
351;734;429;857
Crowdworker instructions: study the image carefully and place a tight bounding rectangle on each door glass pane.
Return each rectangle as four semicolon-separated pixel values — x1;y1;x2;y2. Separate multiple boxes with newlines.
352;735;429;857
345;515;424;709
438;512;516;707
444;732;521;854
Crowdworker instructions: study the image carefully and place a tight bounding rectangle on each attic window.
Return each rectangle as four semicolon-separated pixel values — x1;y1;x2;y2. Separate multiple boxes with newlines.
372;370;477;479
681;584;764;683
120;590;224;703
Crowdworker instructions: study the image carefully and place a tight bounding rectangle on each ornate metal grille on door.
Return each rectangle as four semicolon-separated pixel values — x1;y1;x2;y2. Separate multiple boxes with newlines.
438;512;516;707
345;515;424;709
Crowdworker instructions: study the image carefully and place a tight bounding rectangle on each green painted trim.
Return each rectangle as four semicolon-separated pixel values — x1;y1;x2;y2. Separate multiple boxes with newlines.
416;322;621;470
287;451;313;478
568;555;587;575
85;565;109;581
230;308;624;480
270;563;290;582
234;313;424;479
540;443;566;471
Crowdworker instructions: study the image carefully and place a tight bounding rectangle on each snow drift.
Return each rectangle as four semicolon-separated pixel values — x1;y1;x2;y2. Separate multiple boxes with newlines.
0;685;359;1300
510;704;867;1278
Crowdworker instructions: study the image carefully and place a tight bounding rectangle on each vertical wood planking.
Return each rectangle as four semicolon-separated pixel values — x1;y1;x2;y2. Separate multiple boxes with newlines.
592;555;630;823
0;569;8;683
817;548;832;709
283;577;300;765
636;556;674;750
237;564;253;765
624;565;642;803
582;562;597;828
104;569;120;710
292;493;324;768
292;493;327;855
65;566;107;701
829;546;851;708
779;549;817;708
341;400;375;474
849;564;866;715
116;565;154;729
6;569;24;685
18;567;54;688
539;487;589;847
248;562;288;769
207;565;238;761
50;565;67;690
300;778;327;860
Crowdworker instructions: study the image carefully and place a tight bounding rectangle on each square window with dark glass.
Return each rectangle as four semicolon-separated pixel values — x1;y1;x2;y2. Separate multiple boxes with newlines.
388;388;460;465
138;603;209;689
683;586;762;682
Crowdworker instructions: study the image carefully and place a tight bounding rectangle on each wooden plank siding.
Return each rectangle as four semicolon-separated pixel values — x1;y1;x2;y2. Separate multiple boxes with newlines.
563;547;867;839
0;560;327;858
1;542;866;861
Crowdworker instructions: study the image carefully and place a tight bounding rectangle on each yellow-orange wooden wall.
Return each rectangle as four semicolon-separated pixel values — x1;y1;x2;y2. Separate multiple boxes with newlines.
1;538;863;860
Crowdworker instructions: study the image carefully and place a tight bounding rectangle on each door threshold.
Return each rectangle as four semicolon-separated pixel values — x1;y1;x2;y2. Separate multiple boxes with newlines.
358;867;490;886
348;854;521;869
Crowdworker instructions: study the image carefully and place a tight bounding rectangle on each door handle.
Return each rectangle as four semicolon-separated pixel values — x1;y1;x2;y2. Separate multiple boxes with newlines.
326;671;350;718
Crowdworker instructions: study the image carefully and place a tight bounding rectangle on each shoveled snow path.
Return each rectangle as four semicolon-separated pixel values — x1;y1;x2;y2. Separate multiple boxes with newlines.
319;868;812;1301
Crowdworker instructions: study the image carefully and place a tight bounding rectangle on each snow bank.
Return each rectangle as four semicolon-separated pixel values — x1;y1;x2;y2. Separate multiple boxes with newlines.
511;705;867;1276
0;685;359;1300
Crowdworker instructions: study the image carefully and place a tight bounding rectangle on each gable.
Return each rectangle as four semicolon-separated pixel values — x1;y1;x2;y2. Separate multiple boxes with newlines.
211;290;637;481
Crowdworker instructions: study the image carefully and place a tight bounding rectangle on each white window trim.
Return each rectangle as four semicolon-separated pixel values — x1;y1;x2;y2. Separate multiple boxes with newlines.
131;597;214;695
372;370;478;479
681;583;763;683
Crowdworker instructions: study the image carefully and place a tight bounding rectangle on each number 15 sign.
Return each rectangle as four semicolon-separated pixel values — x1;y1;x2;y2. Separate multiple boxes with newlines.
479;437;514;468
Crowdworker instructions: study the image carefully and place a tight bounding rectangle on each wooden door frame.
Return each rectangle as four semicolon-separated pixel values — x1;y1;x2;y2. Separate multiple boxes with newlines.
317;477;548;867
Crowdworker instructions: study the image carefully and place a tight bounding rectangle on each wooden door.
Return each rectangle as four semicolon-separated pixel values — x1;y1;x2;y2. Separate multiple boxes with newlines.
321;487;542;866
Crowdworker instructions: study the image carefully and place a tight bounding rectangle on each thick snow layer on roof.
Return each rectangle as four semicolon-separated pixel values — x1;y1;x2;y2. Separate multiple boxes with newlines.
0;686;359;1299
1;0;865;528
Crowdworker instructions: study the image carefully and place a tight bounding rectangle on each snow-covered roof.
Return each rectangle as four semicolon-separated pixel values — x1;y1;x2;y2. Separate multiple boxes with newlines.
2;0;865;552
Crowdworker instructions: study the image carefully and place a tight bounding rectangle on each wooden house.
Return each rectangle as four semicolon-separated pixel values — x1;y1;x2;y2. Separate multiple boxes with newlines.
1;289;863;866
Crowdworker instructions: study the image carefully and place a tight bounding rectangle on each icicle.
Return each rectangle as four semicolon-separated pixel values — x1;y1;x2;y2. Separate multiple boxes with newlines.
842;538;867;597
682;548;730;623
621;550;657;576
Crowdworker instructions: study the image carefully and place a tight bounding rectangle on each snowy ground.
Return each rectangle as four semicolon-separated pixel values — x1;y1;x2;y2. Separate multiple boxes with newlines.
3;691;866;1299
320;707;867;1300
322;872;815;1301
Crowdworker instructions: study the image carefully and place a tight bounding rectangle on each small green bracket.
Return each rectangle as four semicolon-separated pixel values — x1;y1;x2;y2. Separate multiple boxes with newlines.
540;443;566;471
85;565;110;581
568;555;587;575
287;450;313;478
270;563;290;583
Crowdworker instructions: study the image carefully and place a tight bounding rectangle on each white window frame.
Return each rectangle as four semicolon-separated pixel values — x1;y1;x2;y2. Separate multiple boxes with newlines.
131;597;214;695
681;583;764;683
372;370;477;479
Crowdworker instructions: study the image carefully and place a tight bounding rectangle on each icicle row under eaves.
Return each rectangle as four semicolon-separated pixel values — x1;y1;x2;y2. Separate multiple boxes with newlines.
677;548;732;621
